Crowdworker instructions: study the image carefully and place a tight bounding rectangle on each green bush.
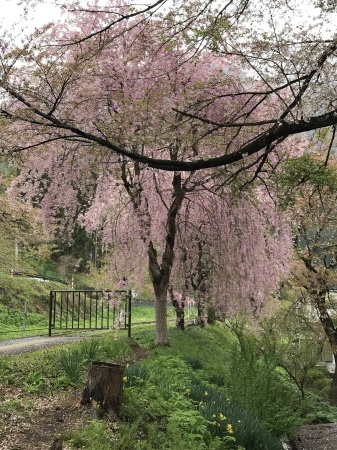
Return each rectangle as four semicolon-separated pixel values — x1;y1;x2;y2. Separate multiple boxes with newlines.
227;330;302;438
58;347;85;384
301;393;337;424
183;355;203;370
303;367;331;397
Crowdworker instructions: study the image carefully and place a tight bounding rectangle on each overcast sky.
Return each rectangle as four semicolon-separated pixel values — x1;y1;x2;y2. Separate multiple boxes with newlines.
0;0;335;42
1;1;60;34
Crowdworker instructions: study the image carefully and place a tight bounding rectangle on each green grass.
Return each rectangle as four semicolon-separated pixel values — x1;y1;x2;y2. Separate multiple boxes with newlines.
132;305;177;323
0;272;69;339
0;301;179;340
63;421;112;450
0;323;334;449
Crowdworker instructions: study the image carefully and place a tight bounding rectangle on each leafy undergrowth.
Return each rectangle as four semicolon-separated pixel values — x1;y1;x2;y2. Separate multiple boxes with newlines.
0;324;336;449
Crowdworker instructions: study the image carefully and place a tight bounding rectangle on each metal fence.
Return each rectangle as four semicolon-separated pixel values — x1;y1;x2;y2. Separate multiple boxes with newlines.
49;290;132;337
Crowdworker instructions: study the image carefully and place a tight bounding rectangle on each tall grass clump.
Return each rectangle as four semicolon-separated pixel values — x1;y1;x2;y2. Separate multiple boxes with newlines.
190;379;283;450
57;336;133;384
124;363;148;387
58;347;85;383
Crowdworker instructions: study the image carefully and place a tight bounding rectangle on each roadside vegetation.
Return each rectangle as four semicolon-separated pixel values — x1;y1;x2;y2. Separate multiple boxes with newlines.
1;324;337;449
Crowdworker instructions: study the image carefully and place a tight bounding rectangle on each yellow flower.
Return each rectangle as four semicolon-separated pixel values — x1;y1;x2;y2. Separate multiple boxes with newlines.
219;413;226;421
185;388;190;394
123;376;128;382
205;391;208;396
227;424;234;434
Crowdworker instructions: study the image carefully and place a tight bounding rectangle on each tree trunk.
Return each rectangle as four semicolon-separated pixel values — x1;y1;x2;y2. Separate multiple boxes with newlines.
147;173;185;345
81;361;125;414
312;287;337;405
207;305;216;325
173;299;185;330
197;292;207;327
329;353;337;405
153;282;170;345
168;284;185;330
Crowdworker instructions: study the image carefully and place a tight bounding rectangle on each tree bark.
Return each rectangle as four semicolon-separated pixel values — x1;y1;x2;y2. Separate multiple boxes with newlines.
81;361;125;414
168;284;185;330
329;353;337;405
154;286;170;345
147;173;186;345
197;294;207;327
315;294;337;405
309;279;337;405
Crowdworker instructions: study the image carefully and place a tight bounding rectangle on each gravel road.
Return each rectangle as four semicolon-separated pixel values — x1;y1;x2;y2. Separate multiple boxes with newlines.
0;332;106;355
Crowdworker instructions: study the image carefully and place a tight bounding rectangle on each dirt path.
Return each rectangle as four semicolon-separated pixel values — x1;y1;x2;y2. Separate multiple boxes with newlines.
0;332;110;355
295;424;337;450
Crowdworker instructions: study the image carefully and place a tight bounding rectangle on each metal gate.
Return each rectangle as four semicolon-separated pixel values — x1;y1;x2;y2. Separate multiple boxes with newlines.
49;290;131;337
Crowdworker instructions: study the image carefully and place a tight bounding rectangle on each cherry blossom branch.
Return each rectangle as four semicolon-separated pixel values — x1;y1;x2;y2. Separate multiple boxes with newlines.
3;84;337;172
62;0;168;45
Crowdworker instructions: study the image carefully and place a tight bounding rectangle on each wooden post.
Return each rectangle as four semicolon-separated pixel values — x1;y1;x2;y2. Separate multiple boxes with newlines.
81;361;125;415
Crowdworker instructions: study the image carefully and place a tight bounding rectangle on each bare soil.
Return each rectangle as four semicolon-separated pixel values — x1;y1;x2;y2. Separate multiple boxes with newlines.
0;386;87;450
0;336;148;450
295;423;337;450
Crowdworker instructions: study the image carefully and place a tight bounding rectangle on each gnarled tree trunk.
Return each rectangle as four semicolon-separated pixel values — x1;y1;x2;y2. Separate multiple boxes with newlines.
148;173;186;345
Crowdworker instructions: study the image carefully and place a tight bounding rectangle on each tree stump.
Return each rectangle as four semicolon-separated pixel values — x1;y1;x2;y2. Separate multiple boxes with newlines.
81;361;125;415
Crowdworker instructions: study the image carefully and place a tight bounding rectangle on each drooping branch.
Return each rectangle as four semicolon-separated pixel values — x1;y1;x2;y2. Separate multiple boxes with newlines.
3;82;337;172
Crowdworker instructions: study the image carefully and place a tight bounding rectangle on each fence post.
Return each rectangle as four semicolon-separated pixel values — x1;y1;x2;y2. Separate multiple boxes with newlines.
22;300;27;331
48;291;53;337
127;290;132;338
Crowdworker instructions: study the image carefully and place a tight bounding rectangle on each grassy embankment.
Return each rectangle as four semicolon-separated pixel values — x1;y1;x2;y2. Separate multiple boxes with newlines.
0;271;176;339
0;227;177;339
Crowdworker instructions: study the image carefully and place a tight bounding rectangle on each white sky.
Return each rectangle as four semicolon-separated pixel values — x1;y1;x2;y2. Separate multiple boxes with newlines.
0;1;335;42
1;1;60;35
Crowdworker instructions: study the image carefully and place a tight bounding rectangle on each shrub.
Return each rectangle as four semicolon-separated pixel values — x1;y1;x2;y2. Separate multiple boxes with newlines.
183;355;203;370
227;330;302;437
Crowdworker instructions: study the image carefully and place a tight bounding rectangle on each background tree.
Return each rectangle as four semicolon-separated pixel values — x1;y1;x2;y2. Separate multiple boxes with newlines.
171;189;292;327
273;148;337;403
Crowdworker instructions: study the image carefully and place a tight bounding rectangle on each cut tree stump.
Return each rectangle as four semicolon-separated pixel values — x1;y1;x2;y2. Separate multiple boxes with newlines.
81;361;125;415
